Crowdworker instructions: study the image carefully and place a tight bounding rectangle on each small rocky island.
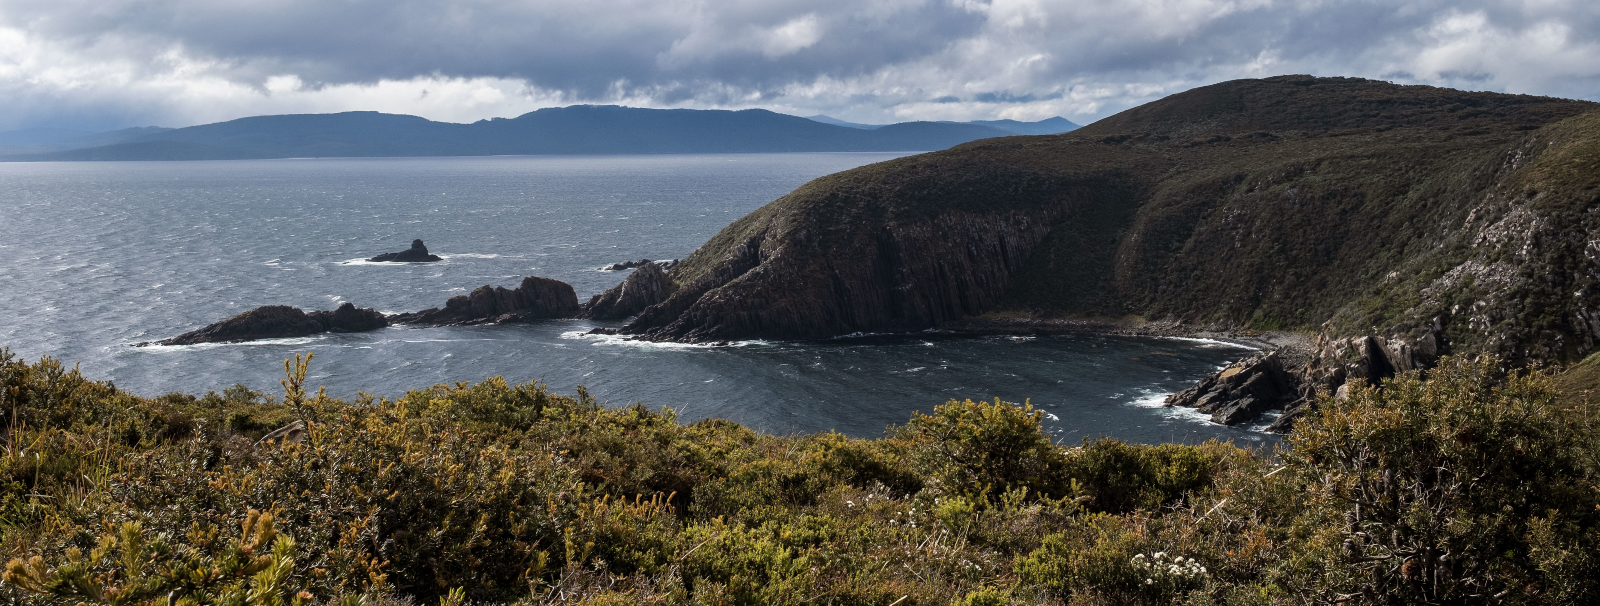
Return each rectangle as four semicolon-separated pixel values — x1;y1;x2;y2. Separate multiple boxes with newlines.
390;276;580;326
154;275;583;344
369;239;442;262
154;302;389;345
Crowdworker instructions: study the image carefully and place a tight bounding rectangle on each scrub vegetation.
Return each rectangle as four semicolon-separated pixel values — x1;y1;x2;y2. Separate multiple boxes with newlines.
3;347;1599;605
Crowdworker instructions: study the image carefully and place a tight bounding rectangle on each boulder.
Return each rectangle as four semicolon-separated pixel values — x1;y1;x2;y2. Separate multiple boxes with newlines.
369;239;443;262
1165;350;1297;426
586;262;674;320
392;276;581;325
155;302;389;345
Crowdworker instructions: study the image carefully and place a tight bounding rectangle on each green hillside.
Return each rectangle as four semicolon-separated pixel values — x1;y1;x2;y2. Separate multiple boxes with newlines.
622;76;1600;369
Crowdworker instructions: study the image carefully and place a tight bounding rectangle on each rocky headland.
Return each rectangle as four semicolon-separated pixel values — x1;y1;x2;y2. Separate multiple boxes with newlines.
369;239;443;262
153;302;389;345
577;75;1600;430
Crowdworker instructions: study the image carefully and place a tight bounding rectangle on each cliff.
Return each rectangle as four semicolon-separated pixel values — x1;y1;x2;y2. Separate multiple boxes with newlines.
615;76;1600;424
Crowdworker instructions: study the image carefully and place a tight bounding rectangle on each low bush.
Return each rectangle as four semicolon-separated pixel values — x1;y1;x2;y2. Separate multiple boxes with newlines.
1;348;1597;604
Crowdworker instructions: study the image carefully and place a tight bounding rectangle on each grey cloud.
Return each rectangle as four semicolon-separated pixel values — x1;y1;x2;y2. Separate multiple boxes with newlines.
0;0;1597;129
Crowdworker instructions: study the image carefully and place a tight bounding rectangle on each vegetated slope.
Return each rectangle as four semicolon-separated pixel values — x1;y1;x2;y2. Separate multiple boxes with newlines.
4;349;1599;604
621;76;1600;369
2;106;1022;160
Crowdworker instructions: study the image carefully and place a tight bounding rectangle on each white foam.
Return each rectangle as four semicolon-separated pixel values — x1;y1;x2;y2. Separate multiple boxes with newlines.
440;253;502;259
337;257;405;266
1158;336;1261;350
559;330;769;351
1128;389;1219;425
136;336;322;352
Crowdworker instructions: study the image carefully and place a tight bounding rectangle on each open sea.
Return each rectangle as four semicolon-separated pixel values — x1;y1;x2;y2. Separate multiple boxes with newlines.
0;153;1274;444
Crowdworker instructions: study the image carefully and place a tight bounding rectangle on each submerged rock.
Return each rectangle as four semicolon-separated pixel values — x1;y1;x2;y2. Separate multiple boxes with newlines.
586;262;674;320
369;239;443;262
391;276;580;326
155;302;388;345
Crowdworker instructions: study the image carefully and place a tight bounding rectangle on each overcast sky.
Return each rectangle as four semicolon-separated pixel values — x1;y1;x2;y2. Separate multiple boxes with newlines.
1;0;1597;131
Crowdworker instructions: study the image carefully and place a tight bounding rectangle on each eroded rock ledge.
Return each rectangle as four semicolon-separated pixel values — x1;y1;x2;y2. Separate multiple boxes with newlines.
153;275;581;344
1166;328;1439;432
154;302;388;345
390;276;580;326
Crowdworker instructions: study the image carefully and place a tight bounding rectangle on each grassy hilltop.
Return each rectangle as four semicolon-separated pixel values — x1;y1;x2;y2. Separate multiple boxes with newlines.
4;348;1600;605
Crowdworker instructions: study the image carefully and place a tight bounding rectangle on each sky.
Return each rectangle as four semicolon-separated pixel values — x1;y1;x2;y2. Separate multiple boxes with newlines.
0;0;1597;131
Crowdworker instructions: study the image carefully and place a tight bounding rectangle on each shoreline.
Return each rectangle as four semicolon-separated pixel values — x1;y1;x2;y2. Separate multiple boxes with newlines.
939;315;1313;356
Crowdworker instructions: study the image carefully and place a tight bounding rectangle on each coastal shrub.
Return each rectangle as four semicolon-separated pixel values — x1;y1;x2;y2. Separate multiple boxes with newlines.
1062;439;1237;514
1280;355;1600;604
6;347;1600;605
896;398;1070;499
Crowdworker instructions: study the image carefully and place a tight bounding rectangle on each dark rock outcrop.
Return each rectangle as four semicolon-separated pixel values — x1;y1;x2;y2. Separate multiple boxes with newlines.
155;302;388;345
392;276;580;326
1166;351;1299;425
369;239;442;262
586;262;675;320
1265;329;1441;433
601;259;653;271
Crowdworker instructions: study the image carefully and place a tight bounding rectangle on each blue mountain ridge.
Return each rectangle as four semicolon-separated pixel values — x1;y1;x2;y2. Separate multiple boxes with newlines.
3;106;1078;161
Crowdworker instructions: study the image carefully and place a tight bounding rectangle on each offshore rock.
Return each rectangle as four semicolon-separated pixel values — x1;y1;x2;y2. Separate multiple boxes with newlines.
586;262;674;320
155;302;388;345
1166;350;1298;426
369;239;442;262
601;259;649;270
392;276;580;325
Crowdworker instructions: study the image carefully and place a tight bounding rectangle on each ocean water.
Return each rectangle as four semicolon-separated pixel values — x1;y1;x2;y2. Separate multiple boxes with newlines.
0;153;1271;444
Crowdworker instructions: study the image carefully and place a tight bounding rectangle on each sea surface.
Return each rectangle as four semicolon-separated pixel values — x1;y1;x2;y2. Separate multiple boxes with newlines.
0;153;1273;444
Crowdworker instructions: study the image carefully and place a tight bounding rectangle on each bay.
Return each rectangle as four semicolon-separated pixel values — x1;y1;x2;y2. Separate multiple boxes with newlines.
0;153;1269;444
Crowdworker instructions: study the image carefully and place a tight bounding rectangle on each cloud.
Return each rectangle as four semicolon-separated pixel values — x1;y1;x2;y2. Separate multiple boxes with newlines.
0;0;1596;130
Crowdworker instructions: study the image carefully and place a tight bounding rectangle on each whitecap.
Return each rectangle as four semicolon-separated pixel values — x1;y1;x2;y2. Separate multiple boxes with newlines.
1158;336;1260;350
136;336;322;351
559;330;768;351
439;253;502;259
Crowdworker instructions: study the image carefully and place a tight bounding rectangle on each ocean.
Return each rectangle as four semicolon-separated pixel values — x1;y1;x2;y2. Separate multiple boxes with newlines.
0;153;1272;444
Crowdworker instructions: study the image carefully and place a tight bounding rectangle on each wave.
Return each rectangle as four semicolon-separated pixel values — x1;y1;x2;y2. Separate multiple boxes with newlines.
134;335;324;352
439;253;503;259
1157;336;1260;350
559;330;770;351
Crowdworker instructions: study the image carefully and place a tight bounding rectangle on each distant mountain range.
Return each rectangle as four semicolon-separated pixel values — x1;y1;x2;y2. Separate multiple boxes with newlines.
805;115;1079;135
0;107;1078;162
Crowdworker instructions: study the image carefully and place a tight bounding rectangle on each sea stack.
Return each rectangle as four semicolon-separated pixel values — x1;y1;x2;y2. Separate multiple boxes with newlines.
370;239;443;262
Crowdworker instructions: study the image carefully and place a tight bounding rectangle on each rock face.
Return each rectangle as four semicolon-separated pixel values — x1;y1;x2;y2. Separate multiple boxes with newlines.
586;262;674;320
392;276;580;325
1264;330;1440;433
1166;351;1299;425
369;239;443;262
157;302;388;345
